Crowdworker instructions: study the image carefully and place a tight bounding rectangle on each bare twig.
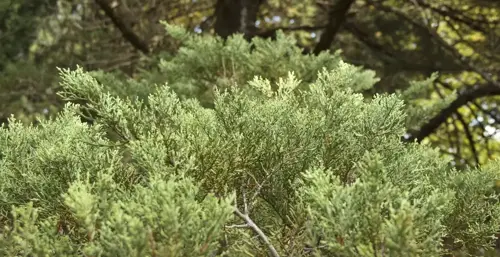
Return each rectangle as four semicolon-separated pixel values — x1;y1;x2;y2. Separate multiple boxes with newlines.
225;223;249;229
230;189;281;257
233;208;280;257
242;186;249;215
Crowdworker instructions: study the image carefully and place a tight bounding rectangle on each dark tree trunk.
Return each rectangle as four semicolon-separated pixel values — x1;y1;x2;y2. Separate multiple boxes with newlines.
213;0;264;40
313;0;356;55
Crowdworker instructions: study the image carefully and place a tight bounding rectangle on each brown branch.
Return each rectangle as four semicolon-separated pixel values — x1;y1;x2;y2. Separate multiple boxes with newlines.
435;81;480;165
414;0;490;33
466;103;493;159
313;0;356;55
369;0;500;88
454;111;479;166
343;22;396;60
94;0;149;54
472;101;500;124
405;84;500;142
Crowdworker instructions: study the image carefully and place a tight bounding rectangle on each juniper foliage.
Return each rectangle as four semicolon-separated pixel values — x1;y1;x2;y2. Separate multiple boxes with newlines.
1;24;500;257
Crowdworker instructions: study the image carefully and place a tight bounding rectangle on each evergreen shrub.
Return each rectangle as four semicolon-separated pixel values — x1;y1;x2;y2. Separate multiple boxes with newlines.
0;24;499;256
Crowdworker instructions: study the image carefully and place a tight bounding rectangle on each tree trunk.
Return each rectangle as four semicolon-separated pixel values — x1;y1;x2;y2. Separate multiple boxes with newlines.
213;0;264;40
313;0;356;55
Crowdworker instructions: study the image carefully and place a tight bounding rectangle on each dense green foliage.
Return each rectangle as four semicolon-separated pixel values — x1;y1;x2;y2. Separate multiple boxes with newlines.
1;26;500;256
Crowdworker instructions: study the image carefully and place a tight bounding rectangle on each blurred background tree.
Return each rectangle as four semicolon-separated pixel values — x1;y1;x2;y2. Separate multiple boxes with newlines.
0;0;499;169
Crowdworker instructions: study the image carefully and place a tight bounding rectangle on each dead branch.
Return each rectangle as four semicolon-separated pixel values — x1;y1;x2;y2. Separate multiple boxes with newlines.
229;188;280;257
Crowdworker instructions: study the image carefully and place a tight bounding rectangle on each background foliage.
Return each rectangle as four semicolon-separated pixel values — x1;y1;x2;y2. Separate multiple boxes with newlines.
1;0;499;167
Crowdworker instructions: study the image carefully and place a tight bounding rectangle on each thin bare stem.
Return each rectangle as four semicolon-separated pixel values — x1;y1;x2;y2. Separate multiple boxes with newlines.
230;189;281;257
233;208;281;257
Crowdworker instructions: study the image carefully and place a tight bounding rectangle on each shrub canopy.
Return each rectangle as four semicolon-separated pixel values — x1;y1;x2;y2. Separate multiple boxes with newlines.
1;24;500;257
